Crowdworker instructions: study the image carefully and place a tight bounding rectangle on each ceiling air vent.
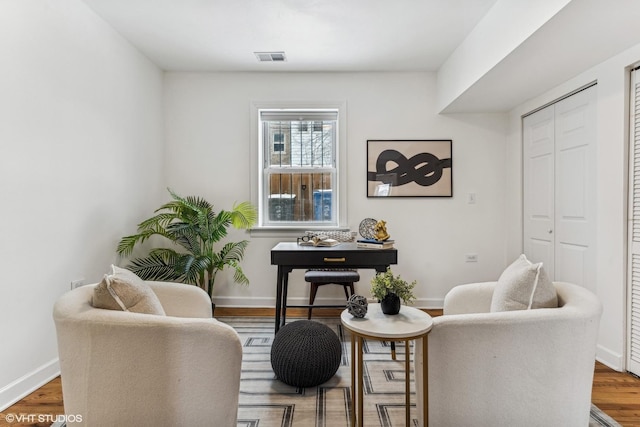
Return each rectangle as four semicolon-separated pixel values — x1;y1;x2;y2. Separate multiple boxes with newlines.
255;51;287;62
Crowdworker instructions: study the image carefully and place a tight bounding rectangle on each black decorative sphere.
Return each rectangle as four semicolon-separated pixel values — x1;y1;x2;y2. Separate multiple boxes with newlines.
347;294;368;318
270;320;341;388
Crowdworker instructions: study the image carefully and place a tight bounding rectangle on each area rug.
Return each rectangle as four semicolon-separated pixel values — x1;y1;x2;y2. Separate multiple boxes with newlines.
221;317;621;427
50;316;621;427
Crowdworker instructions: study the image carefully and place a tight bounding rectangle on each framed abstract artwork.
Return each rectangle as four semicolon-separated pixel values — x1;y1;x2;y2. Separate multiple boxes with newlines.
366;139;452;197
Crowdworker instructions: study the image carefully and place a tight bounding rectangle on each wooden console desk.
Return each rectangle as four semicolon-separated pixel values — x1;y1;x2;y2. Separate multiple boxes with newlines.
270;242;398;333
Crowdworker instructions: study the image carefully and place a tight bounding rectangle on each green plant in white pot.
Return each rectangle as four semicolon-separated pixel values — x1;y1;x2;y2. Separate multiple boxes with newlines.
116;189;257;302
370;268;416;314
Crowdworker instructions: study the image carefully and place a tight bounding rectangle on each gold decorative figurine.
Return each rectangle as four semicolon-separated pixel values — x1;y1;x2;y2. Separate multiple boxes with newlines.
373;220;390;241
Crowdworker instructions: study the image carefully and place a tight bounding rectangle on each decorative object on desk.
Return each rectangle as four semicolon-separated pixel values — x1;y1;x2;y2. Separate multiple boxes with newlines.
297;234;340;247
357;239;395;249
116;188;257;304
373;219;390;241
346;294;368;318
370;268;416;315
305;230;355;242
359;217;377;239
367;139;453;197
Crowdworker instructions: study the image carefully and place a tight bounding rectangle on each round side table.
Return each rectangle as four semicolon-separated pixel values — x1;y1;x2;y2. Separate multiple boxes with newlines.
341;303;433;427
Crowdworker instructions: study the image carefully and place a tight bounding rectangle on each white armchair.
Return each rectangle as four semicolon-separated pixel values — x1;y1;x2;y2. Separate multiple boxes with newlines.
415;281;602;427
53;281;242;427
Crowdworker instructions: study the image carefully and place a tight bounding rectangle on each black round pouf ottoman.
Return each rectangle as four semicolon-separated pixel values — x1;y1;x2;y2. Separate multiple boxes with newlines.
270;320;341;388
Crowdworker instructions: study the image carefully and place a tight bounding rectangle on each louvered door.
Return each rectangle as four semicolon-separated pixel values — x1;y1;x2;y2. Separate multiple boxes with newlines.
628;68;640;377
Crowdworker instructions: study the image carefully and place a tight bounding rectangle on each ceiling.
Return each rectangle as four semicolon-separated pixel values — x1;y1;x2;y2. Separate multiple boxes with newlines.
81;0;499;72
81;0;640;112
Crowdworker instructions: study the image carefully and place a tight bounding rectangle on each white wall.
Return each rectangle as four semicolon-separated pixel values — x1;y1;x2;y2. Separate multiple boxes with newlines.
163;72;508;309
506;42;640;371
0;0;164;408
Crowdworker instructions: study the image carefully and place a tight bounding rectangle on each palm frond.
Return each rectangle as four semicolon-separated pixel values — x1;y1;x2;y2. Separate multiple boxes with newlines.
136;212;180;231
231;263;250;286
175;232;202;254
230;201;258;229
168;189;214;216
148;247;182;261
117;234;144;257
171;253;209;286
116;226;177;256
182;255;211;287
217;240;249;266
166;222;202;253
209;211;232;242
126;251;183;282
117;228;158;256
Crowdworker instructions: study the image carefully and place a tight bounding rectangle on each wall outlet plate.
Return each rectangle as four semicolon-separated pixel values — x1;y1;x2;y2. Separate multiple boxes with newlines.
465;253;478;262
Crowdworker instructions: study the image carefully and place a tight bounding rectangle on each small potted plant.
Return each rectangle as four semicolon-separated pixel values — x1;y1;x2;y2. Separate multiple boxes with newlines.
370;268;416;315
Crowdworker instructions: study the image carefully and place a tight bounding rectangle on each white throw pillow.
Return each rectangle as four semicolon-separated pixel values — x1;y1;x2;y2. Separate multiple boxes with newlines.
490;254;558;312
92;265;166;315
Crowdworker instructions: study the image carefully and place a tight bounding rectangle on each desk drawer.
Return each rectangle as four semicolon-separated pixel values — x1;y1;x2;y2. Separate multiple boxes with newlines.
271;248;397;269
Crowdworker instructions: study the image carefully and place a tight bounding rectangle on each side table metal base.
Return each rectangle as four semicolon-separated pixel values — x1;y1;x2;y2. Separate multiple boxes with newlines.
342;304;432;427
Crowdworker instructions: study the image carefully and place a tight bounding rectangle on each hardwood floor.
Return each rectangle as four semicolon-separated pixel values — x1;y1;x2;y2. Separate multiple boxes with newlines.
1;378;64;427
592;362;640;426
2;309;640;427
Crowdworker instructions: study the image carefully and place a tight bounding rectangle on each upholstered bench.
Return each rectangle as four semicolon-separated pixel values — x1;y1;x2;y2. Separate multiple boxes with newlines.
270;320;341;388
304;269;360;319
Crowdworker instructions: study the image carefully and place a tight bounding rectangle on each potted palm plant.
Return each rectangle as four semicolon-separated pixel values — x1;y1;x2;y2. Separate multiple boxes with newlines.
370;268;416;314
116;189;257;304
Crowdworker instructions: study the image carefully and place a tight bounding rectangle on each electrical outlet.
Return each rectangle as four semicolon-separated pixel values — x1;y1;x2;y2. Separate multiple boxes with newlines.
465;253;478;263
70;279;86;289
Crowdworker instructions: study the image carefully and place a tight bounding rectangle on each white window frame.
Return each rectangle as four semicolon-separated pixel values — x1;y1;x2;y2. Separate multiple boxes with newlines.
250;100;348;233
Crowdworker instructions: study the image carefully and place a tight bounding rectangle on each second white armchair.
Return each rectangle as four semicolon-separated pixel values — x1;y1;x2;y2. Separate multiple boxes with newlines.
414;281;602;427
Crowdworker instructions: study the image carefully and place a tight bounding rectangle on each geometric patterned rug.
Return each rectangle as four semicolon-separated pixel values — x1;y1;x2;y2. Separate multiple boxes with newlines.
220;316;621;427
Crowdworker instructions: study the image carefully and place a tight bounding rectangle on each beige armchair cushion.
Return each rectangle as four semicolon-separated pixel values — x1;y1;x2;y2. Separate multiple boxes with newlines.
92;265;165;315
490;254;557;311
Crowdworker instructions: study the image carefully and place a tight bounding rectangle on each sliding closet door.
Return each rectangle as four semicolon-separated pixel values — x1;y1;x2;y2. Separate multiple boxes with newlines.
553;87;597;293
523;86;597;293
628;68;640;377
523;106;556;277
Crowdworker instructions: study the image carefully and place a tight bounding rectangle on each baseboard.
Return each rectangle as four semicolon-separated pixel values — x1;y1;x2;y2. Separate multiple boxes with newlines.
596;344;624;372
0;358;60;411
413;297;444;309
213;296;274;307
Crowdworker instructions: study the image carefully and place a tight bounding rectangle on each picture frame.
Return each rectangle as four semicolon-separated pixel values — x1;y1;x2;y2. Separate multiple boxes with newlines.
367;139;452;197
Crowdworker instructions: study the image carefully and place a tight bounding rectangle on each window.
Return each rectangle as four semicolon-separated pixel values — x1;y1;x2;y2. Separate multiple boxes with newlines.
272;133;285;153
256;108;342;228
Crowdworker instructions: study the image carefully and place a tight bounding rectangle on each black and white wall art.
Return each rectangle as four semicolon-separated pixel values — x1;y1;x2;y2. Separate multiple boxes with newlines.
367;139;453;197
